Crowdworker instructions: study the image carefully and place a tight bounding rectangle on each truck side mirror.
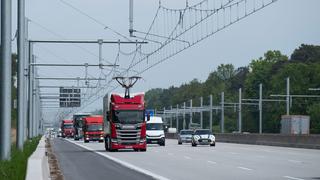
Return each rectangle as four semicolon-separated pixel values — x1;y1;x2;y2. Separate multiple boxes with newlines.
147;114;150;121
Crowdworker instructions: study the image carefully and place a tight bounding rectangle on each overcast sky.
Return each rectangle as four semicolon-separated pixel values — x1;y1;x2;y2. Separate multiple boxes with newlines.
11;0;320;122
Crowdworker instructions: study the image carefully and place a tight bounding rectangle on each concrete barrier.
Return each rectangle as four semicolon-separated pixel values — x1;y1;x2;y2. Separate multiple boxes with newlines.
165;133;320;149
216;133;320;149
25;136;50;180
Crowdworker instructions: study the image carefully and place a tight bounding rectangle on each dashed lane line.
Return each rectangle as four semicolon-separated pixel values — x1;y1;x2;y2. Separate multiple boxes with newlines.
237;166;253;171
207;161;217;164
283;176;305;180
288;160;302;163
184;156;191;160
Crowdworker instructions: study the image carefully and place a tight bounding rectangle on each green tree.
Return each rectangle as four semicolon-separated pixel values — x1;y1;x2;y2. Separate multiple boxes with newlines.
291;44;320;63
307;103;320;133
145;45;320;134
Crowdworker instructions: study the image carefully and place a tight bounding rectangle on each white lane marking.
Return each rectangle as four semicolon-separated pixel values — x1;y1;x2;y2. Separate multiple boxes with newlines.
229;152;239;155
288;160;302;163
262;149;276;153
184;156;191;160
65;139;170;180
283;176;305;180
207;161;217;164
237;166;253;171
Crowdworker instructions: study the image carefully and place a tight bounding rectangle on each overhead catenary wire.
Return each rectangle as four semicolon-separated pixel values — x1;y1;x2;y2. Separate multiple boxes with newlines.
58;0;133;42
54;0;278;120
29;18;114;65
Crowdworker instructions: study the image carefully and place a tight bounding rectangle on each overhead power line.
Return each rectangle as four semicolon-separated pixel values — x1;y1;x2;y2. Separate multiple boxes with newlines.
59;0;133;42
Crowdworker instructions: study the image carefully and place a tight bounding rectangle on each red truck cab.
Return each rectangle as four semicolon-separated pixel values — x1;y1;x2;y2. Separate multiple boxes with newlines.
83;115;104;143
61;120;74;138
103;93;147;151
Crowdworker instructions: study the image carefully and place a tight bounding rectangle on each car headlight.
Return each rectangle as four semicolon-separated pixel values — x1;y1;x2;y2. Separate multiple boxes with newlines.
210;135;215;141
160;134;165;138
193;135;200;141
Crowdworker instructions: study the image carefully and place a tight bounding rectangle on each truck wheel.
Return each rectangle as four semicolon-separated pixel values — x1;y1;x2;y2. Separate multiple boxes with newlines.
84;140;89;143
192;142;197;147
140;149;146;152
104;137;109;151
178;141;182;145
107;137;117;152
210;143;215;147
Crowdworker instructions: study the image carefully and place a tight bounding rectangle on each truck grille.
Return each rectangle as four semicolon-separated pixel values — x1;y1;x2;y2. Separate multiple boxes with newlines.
116;129;140;145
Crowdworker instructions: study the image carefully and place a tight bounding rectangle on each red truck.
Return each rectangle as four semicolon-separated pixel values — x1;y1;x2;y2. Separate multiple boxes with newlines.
103;76;147;152
61;120;74;138
83;115;104;143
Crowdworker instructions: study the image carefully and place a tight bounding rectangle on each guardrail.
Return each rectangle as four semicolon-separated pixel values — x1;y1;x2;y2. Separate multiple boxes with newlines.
165;133;320;149
25;136;50;180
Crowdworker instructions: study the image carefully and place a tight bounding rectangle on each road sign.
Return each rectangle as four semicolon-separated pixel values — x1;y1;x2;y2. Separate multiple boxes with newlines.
145;109;154;117
59;87;81;107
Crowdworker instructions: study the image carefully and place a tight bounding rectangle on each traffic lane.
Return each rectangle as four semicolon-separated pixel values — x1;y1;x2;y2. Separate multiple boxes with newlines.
75;139;320;180
69;140;245;180
52;138;154;180
72;141;268;180
159;141;320;180
212;142;320;179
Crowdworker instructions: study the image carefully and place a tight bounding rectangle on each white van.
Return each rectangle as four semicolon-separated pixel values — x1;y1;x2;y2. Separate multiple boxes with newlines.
146;116;165;146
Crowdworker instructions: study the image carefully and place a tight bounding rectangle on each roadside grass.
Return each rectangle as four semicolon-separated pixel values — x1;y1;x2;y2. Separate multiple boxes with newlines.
0;136;41;180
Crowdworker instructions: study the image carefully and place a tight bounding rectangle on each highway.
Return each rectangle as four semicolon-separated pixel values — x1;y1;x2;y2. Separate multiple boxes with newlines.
52;139;152;180
53;138;320;180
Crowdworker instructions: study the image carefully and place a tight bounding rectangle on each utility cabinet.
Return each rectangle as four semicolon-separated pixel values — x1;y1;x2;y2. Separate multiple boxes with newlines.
281;115;310;135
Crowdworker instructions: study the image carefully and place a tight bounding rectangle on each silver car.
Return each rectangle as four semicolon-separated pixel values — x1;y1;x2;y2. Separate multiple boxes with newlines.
191;129;215;147
178;130;194;144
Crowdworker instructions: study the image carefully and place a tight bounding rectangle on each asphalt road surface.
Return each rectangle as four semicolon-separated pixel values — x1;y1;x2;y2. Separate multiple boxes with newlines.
53;138;320;180
52;138;154;180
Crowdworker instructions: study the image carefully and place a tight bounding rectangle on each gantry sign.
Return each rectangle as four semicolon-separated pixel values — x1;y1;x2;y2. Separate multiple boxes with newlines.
59;87;81;107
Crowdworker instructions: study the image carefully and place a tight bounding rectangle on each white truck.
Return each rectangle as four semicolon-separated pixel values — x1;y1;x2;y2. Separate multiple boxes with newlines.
146;116;165;146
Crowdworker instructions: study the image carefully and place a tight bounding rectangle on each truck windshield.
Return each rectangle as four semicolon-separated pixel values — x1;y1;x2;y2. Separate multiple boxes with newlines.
86;124;103;131
146;123;163;130
64;124;73;129
112;110;144;124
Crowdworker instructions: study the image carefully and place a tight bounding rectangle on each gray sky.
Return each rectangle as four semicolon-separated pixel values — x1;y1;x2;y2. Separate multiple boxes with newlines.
11;0;320;122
